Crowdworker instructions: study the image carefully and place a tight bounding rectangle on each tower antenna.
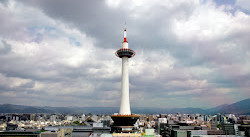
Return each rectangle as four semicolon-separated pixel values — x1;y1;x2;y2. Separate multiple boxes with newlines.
124;21;126;30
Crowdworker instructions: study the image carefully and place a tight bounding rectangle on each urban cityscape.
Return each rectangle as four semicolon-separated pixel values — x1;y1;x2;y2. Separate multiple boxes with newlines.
0;0;250;137
0;112;249;137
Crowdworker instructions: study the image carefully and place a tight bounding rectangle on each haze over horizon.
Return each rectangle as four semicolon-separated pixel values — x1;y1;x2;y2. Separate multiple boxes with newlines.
0;0;249;109
1;98;249;109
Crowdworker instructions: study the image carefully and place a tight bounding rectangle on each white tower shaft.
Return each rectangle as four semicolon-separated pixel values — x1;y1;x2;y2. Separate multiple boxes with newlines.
119;56;131;115
115;27;135;115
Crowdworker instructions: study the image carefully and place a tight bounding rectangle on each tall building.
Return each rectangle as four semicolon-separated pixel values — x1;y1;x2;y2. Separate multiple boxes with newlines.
217;113;223;123
221;123;235;135
50;115;57;122
111;26;139;133
66;115;73;121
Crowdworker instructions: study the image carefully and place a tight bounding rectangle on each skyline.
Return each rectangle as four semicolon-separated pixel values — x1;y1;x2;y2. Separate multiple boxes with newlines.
0;0;250;108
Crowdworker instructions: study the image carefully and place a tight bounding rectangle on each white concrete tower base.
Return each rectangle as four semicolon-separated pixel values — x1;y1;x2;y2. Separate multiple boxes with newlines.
119;56;131;115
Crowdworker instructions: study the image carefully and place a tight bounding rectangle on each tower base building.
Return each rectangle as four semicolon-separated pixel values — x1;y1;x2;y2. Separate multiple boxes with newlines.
111;115;139;133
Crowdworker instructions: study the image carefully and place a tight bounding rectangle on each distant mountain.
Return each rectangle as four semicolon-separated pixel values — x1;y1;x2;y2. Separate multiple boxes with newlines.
210;98;250;114
0;104;208;114
210;104;229;111
0;98;249;114
131;107;208;114
0;104;119;114
0;104;54;113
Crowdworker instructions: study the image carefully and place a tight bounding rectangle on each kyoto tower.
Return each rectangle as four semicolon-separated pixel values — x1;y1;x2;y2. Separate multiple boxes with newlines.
111;26;139;133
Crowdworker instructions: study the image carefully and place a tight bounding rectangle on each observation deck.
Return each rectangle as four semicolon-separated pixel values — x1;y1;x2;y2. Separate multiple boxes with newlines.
115;48;135;58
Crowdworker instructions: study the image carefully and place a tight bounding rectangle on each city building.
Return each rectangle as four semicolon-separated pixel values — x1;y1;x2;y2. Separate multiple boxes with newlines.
221;123;235;135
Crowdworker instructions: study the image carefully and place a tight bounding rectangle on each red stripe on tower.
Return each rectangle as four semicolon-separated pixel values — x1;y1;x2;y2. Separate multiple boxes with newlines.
123;28;127;42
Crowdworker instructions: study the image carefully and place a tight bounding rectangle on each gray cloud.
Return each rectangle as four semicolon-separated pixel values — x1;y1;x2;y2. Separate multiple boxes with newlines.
0;40;11;54
0;0;249;108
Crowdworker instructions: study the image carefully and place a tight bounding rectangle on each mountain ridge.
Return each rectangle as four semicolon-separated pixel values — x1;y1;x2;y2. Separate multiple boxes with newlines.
0;98;249;114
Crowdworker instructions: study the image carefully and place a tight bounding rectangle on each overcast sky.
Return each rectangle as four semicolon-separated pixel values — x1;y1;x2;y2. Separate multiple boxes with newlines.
0;0;249;109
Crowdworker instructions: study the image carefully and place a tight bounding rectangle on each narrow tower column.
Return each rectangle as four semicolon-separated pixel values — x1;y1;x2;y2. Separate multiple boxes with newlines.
120;56;131;115
115;27;135;115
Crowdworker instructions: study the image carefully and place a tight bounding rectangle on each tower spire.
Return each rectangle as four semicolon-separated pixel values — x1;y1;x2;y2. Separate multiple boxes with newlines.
123;22;127;42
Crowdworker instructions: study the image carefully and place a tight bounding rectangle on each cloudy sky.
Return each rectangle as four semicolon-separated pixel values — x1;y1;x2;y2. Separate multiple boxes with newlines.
0;0;249;109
